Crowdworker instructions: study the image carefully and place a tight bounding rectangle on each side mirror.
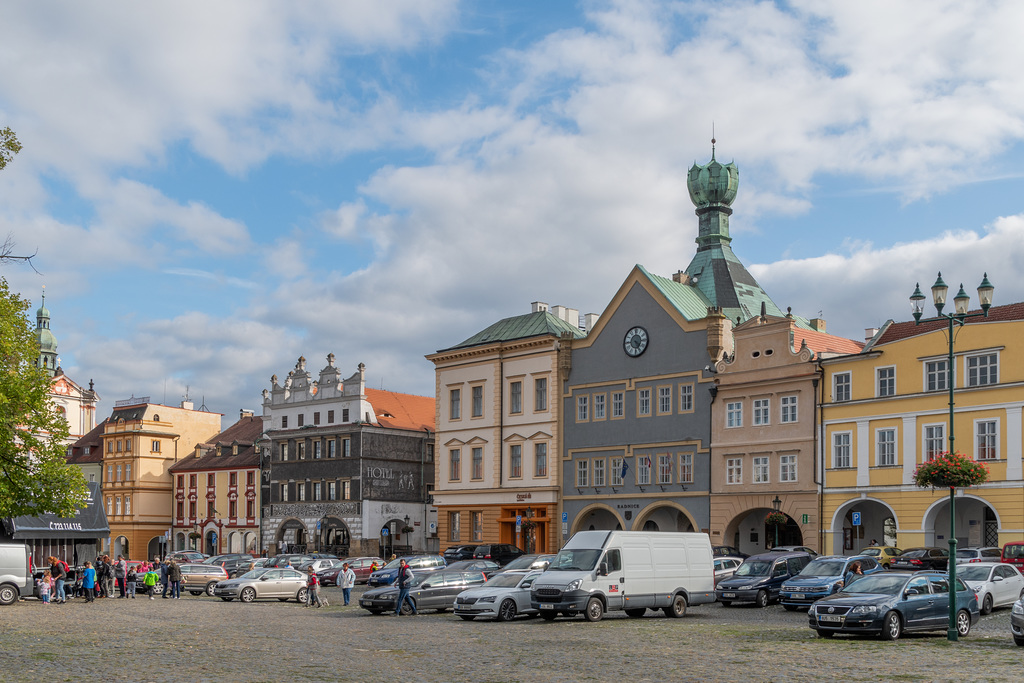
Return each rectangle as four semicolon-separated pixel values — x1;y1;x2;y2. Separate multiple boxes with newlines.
421;583;431;589
599;562;609;577
993;575;1004;582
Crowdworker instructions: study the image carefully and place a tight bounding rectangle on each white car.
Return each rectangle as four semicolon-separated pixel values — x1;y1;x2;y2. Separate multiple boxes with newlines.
714;557;743;585
956;562;1024;615
454;570;541;621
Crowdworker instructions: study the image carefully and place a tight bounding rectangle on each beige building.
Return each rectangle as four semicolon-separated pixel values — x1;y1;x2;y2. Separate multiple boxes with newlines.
711;313;862;554
102;397;222;560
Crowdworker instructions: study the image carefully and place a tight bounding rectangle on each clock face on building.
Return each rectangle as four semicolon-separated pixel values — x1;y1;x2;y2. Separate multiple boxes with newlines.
623;326;649;357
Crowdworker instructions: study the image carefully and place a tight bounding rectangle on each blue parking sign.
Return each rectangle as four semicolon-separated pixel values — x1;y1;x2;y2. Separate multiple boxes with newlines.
851;511;861;526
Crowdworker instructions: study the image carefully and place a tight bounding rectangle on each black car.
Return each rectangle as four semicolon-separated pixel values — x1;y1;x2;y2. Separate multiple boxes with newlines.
713;545;749;559
890;547;949;571
715;551;814;607
360;570;488;614
473;544;525;566
443;545;480;562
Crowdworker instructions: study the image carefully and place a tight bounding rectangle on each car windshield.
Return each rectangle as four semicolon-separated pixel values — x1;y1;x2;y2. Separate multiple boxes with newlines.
238;569;270;580
798;560;845;577
957;566;993;582
381;559;402;570
734;560;772;577
547;549;602;572
486;573;527;588
502;555;541;571
955;550;978;559
840;574;907;595
860;548;881;557
1006;545;1024;559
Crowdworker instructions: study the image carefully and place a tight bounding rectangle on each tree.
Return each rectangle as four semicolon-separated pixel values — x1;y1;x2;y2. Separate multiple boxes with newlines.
0;127;21;171
0;277;88;517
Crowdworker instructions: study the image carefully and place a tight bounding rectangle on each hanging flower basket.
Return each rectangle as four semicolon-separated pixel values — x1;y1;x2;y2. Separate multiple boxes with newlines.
765;511;788;527
401;525;414;534
913;451;988;489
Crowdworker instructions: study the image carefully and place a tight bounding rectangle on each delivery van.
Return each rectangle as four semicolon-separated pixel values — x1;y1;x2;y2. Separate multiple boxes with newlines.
529;530;715;621
0;542;33;605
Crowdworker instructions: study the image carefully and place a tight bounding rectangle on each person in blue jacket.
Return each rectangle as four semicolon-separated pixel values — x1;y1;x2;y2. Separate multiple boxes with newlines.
82;561;96;603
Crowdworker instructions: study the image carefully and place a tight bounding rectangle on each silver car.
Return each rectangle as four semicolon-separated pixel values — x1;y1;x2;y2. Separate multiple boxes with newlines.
454;570;541;621
213;568;308;603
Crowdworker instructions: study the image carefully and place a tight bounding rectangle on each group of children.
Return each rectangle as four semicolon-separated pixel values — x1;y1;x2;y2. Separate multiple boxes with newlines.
37;559;166;603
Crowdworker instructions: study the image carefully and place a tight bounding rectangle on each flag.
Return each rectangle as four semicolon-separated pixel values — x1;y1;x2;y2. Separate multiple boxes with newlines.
620;458;629;479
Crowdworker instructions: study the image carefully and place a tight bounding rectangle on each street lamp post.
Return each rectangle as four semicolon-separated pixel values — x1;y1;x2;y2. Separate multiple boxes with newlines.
771;496;782;548
910;272;994;642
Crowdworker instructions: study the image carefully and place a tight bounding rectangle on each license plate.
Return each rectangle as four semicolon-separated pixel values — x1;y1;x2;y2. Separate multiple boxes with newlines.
792;593;805;600
819;614;842;622
722;592;736;598
540;603;554;610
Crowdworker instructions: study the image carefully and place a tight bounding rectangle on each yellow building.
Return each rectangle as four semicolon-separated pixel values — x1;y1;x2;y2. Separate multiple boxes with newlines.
820;302;1024;555
102;397;223;560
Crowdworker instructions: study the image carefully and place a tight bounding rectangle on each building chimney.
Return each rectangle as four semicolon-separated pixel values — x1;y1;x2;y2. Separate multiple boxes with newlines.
240;409;254;419
564;308;580;328
180;399;194;410
584;313;600;332
672;271;690;284
865;328;879;342
809;318;826;332
532;301;549;313
551;305;567;321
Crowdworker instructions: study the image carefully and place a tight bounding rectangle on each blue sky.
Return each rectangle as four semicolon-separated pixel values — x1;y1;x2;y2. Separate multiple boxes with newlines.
3;0;1024;425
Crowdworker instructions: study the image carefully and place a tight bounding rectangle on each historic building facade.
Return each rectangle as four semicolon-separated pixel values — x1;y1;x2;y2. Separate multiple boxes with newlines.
170;412;262;555
426;303;587;555
259;356;435;557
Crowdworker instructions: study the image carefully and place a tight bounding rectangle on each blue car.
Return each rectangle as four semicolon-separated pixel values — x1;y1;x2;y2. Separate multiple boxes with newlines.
808;571;979;640
779;555;882;610
715;551;814;607
366;555;447;587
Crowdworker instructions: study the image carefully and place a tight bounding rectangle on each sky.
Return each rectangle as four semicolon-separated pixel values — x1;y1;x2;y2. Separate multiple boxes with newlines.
3;0;1024;428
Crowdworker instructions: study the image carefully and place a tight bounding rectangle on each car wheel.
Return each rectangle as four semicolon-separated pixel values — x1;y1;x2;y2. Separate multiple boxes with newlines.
880;611;902;640
0;584;18;606
220;597;234;602
981;594;993;615
624;608;646;618
459;615;475;621
497;599;518;622
956;609;971;637
400;600;415;616
296;587;308;604
205;582;217;597
755;590;769;608
240;587;256;603
189;590;202;596
540;610;557;621
664;594;687;619
816;629;834;639
783;604;798;612
584;596;604;622
1015;635;1024;647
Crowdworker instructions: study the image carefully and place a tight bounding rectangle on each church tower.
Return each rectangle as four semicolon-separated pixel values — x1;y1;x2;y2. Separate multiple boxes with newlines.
36;286;59;377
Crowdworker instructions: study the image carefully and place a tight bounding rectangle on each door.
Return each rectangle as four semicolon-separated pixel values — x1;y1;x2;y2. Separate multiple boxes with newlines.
261;569;284;597
602;549;625;609
994;565;1020;606
768;561;789;598
925;576;951;628
901;576;935;630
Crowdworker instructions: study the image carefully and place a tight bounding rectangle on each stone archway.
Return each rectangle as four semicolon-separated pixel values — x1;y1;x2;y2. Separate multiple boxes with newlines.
571;504;625;534
318;517;351;555
112;535;130;559
921;493;999;548
830;498;899;555
276;518;307;554
724;508;803;555
632;502;697;533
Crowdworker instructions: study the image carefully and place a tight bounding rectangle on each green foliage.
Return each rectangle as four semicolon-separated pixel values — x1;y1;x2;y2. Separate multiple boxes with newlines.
0;127;21;170
913;451;988;489
0;277;88;517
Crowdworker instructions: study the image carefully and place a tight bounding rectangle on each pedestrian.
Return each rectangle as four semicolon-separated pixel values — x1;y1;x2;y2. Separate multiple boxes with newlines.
842;561;864;589
143;565;159;599
49;556;67;604
126;564;138;599
37;569;53;604
869;538;879;547
82;561;96;603
114;555;127;597
340;562;356;606
306;568;322;608
160;559;170;598
394;559;416;616
168;560;182;599
102;555;114;598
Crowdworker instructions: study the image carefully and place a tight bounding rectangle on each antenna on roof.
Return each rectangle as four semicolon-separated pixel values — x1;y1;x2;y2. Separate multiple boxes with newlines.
199;395;208;412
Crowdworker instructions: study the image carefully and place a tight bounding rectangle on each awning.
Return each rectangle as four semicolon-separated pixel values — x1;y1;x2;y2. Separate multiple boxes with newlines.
4;482;109;540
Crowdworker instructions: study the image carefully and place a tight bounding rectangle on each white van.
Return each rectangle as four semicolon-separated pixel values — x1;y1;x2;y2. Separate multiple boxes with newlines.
529;530;715;621
0;542;32;605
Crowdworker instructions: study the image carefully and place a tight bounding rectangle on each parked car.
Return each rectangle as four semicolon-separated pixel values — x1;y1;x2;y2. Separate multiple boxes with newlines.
265;554;313;568
166;550;207;564
956;547;1002;564
715;551;813;607
455;570;542;621
859;546;903;569
360;570;488;614
443;545;480;562
773;546;818;557
890;547;949;571
487;554;554;578
1003;542;1024;570
1011;595;1024;645
203;554;255;578
445;560;500;574
179;563;229;596
344;557;384;584
0;542;33;605
779;555;882;610
213;567;308;603
713;545;749;559
713;557;744;586
956;562;1024;614
473;544;526;566
808;571;978;640
295;559;342;574
367;555;446;587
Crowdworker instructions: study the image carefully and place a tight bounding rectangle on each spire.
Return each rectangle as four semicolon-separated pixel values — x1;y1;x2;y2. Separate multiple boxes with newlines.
35;285;59;377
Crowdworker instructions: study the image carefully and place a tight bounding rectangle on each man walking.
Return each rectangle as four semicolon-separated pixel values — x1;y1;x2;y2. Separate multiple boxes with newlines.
167;560;182;599
340;562;356;606
160;558;170;598
394;558;416;616
114;555;127;597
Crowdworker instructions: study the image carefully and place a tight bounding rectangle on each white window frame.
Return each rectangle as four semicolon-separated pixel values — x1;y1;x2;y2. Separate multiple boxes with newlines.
752;455;769;484
611;392;624;419
593;458;606;487
657;454;672;484
593;393;606;420
637;388;651;417
577;395;589;422
657;386;672;415
833;432;852;469
534;443;548;477
534;377;548;412
975;418;999;461
471;385;484;417
876;366;896;397
753;398;770;426
834;372;851;402
679;383;694;413
610;457;624;486
966;352;999;387
449;448;462;481
780;395;798;423
726;401;743;428
922;423;945;461
678;453;693;483
779;454;797;482
576;459;589;487
925;359;949;392
509;444;522;479
726;458;742;484
471;447;483;480
876;428;896;466
636;456;651;485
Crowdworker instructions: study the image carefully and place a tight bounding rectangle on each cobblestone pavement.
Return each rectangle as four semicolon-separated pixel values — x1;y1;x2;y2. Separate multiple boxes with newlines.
1;586;1021;682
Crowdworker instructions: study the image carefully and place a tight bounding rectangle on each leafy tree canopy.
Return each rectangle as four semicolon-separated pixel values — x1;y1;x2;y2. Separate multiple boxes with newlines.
0;127;21;170
0;277;88;517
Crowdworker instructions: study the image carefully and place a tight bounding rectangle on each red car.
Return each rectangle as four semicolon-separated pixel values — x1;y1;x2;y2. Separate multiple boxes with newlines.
316;557;382;586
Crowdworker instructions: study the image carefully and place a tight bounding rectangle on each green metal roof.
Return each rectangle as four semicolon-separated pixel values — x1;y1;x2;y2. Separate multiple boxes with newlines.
636;265;714;321
443;311;587;351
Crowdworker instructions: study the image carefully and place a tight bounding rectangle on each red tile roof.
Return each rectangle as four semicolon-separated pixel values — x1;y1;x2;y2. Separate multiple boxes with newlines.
67;419;107;464
875;302;1024;346
170;415;263;472
792;328;865;356
366;389;435;432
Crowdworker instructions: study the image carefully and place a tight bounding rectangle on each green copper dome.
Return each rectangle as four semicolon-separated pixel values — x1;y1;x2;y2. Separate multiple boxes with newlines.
687;147;738;209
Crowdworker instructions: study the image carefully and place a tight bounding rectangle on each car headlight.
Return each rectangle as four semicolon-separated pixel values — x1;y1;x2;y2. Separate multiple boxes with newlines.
781;585;795;591
850;605;879;615
1013;601;1024;615
565;579;583;591
479;596;496;603
735;585;754;591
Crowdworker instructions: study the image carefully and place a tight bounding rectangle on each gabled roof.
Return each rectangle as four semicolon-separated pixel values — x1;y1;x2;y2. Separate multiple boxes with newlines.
365;389;435;432
872;302;1024;347
67;419;108;464
443;310;586;351
170;415;263;473
792;328;865;356
637;265;715;321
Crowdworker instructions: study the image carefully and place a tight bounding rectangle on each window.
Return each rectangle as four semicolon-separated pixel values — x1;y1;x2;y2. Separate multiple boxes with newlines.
115;497;121;515
207;500;215;518
189;474;197;488
176;501;184;518
116;440;122;453
229;500;237;517
449;449;461;480
976;420;998;460
450;388;462;420
327;410;335;423
926;360;948;392
636;456;651;485
297;414;304;427
658;386;672;414
678;453;693;483
189;500;197;518
726;402;743;428
612;392;624;418
312;482;322;501
877;429;896;466
753;456;769;483
534;377;547;411
107;464;112;481
116;464;122;481
449;512;461;541
342;438;351;458
207;473;215;487
781;395;798;423
246;500;255;517
342;481;351;500
877;366;896;397
753;398;770;426
471;447;483;480
780;454;797;482
637;388;651;416
327;440;336;458
924;424;945;461
834;372;851;402
593;458;606;487
229;472;237;486
657;454;672;484
576;459;589;487
152;440;161;452
328;481;337;500
342;408;349;422
833;433;852;468
577;395;589;421
313;412;320;426
472;512;483;542
679;384;693;412
534;443;547;477
280;443;289;461
510;381;522;414
593;394;606;420
611;457;624;486
297;483;306;501
107;441;113;453
726;458;742;484
177;475;184;488
125;439;132;453
313;441;322;459
126;464;132;482
297;442;305;459
426;444;434;462
281;415;288;428
247;471;254;486
472;385;483;417
124;497;132;516
967;353;998;387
